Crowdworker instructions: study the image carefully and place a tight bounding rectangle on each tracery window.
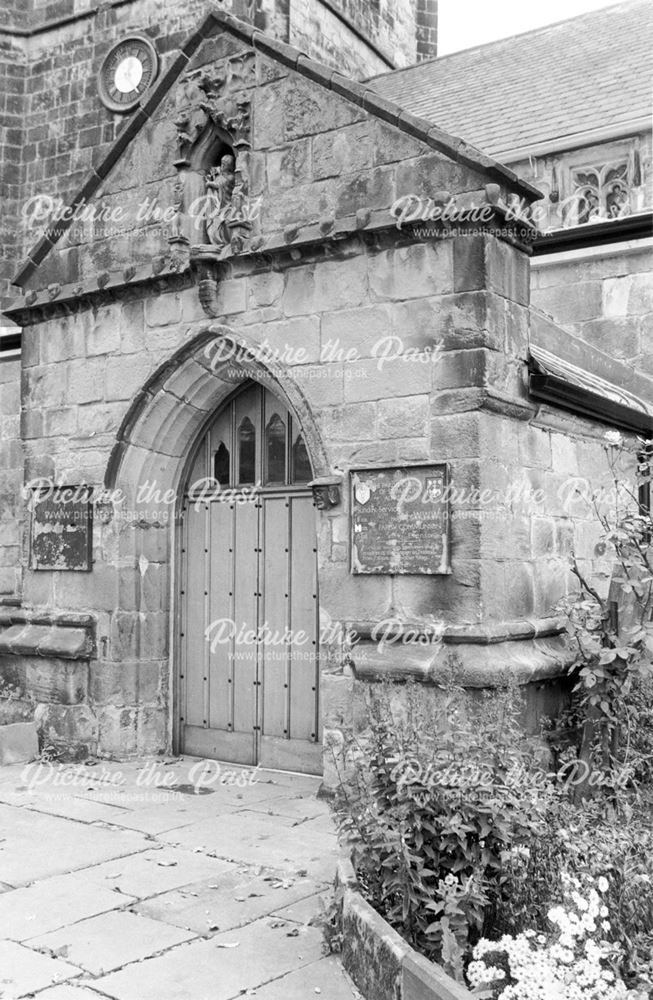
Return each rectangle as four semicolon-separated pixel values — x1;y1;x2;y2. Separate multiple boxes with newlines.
567;161;631;225
189;383;314;493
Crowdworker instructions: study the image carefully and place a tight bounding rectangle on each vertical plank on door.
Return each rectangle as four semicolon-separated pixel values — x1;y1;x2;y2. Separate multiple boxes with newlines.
288;495;319;742
232;500;258;736
208;500;235;732
183;503;208;729
260;495;290;740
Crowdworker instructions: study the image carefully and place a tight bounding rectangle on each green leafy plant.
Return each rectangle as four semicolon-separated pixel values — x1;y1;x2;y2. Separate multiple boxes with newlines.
560;434;653;799
329;682;555;981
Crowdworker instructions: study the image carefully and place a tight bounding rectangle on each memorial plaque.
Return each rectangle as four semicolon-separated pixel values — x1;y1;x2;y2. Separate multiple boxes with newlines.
30;486;93;571
351;465;450;575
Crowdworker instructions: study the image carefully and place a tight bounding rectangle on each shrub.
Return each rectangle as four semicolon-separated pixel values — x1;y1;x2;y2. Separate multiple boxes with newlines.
559;433;653;801
330;681;556;981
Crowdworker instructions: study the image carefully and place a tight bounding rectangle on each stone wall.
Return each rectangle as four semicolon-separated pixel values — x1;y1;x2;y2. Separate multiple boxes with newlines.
0;357;21;596
0;29;27;304
0;11;646;762
287;0;435;76
10;228;637;757
531;243;652;371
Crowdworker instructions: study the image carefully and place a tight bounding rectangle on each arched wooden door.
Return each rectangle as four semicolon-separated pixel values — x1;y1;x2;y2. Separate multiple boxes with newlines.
178;382;321;774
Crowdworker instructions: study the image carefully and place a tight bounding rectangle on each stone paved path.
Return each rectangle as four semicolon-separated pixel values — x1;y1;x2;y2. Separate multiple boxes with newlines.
0;757;361;1000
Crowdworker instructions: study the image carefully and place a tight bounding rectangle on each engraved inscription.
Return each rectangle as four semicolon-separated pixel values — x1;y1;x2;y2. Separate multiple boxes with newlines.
30;486;93;572
351;466;450;575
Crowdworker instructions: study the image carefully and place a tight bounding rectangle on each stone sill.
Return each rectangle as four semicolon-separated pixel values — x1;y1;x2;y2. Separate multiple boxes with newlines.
351;632;575;687
0;621;95;660
350;616;566;645
0;609;95;629
336;852;472;1000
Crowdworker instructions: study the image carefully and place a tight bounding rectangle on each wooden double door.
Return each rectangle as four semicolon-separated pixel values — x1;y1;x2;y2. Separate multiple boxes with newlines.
178;384;321;773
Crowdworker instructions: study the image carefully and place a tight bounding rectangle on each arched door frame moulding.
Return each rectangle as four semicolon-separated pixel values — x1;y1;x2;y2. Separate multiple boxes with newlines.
105;324;331;499
102;323;332;754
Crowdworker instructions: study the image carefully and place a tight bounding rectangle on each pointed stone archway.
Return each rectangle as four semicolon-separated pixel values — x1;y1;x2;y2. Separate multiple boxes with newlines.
103;324;331;759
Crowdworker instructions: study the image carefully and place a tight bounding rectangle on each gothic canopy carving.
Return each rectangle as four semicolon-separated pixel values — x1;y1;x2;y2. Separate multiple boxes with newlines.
172;50;259;258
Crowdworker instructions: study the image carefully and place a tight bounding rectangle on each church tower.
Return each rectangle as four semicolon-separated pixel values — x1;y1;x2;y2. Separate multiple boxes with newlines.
227;0;439;75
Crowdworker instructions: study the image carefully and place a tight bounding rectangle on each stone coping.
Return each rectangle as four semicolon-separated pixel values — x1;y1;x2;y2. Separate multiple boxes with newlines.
336;852;473;1000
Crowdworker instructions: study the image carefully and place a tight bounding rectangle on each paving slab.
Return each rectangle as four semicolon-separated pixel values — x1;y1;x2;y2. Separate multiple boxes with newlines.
0;805;149;886
26;986;107;1000
247;788;332;821
21;794;133;825
135;869;320;934
0;940;80;998
71;845;236;899
0;757;353;999
271;889;326;925
94;916;325;1000
86;803;200;836
85;784;292;836
28;909;197;975
158;809;337;879
0;870;133;941
252;955;363;999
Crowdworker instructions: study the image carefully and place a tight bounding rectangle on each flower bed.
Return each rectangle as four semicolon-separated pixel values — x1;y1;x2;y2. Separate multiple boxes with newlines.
329;681;652;998
336;852;473;1000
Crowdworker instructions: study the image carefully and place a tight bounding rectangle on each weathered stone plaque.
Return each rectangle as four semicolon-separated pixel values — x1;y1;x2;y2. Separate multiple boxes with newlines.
351;465;450;575
30;486;93;571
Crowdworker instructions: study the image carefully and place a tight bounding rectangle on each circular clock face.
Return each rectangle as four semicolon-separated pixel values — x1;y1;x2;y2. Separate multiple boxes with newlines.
98;36;159;113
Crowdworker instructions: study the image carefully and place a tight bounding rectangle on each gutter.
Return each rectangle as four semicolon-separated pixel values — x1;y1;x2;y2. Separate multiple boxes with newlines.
529;374;653;437
532;213;653;255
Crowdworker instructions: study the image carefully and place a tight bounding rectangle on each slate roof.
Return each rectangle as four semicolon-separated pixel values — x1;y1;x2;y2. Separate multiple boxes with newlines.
369;0;652;159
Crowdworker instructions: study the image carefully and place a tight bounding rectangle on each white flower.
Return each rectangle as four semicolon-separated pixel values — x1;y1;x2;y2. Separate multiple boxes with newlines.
604;431;623;446
467;887;635;1000
597;876;609;893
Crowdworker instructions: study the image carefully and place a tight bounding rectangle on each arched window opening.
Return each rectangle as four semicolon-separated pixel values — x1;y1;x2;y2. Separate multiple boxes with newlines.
291;431;312;484
265;413;286;484
185;383;315;494
238;417;256;485
213;442;230;486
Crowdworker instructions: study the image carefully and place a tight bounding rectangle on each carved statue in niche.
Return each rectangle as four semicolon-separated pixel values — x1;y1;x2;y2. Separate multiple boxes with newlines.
204;155;253;253
173;52;259;258
205;153;236;246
